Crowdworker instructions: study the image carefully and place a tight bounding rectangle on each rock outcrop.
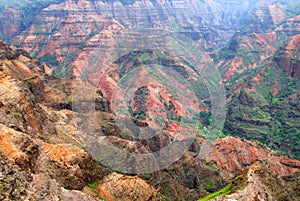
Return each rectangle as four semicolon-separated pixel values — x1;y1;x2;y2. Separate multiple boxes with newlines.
211;160;300;201
206;136;300;175
0;40;110;199
97;172;161;201
0;154;103;201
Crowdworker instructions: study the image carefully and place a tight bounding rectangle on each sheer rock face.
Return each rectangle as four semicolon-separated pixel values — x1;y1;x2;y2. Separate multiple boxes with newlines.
10;1;109;69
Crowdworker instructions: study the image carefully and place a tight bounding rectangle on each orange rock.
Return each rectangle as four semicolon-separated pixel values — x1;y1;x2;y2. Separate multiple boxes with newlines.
206;136;300;175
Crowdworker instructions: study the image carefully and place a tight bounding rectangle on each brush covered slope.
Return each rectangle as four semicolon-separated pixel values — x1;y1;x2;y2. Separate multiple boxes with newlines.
218;1;300;160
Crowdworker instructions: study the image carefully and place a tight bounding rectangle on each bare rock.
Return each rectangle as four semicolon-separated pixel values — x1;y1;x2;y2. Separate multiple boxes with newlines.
97;172;161;201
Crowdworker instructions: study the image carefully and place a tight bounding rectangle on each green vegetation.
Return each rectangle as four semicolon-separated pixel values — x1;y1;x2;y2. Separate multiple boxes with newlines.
198;112;212;126
51;53;76;78
117;50;170;79
225;60;300;160
87;180;107;200
205;164;218;171
166;113;182;122
216;49;236;61
189;80;210;100
140;53;150;62
198;183;232;201
38;53;60;66
219;26;300;156
130;86;148;121
52;67;72;78
87;180;101;192
198;174;249;201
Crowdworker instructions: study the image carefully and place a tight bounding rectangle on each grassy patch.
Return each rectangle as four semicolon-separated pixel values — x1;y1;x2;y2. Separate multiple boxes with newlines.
198;183;232;201
87;180;107;201
87;180;101;192
39;53;60;66
205;164;218;171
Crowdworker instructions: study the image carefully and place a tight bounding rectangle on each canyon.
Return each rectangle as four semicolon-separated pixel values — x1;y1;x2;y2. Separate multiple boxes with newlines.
0;0;300;200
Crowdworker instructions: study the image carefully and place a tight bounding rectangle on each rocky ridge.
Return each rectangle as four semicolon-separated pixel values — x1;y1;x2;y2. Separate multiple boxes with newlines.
211;160;300;201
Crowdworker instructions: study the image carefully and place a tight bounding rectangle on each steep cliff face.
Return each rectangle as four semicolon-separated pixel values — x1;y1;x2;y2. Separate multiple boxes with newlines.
217;2;300;83
9;0;109;77
217;3;287;82
225;70;300;160
0;0;277;75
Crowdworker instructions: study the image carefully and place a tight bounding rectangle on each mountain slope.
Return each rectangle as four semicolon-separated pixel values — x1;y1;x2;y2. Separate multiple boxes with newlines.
217;6;300;160
0;0;277;75
200;160;300;201
1;40;299;200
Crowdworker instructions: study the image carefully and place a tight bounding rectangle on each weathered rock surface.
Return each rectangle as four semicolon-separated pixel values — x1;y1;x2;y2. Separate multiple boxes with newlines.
206;136;300;175
0;40;110;200
97;172;161;201
212;160;300;201
0;155;103;201
0;123;109;190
